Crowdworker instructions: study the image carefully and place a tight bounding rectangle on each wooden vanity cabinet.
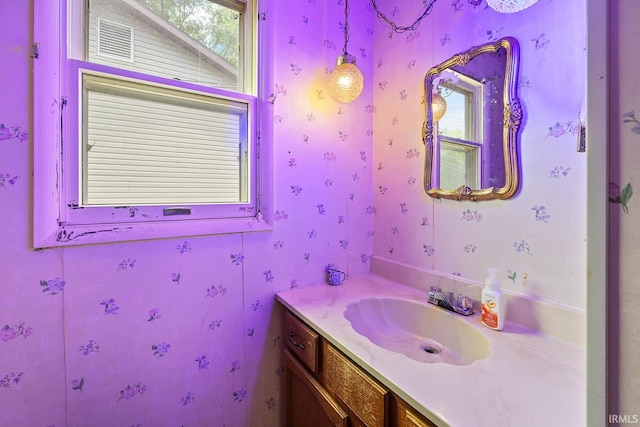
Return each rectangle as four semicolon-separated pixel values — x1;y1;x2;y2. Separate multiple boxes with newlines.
283;308;439;427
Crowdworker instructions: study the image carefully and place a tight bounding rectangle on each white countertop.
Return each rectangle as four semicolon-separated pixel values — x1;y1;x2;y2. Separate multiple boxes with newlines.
276;274;586;427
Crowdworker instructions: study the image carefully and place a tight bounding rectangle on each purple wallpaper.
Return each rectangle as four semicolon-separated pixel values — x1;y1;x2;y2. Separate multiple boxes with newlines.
0;0;597;425
0;0;373;426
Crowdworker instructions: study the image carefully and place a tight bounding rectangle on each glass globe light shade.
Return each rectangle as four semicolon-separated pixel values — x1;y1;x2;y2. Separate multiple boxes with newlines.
328;61;364;104
431;93;447;122
485;0;538;13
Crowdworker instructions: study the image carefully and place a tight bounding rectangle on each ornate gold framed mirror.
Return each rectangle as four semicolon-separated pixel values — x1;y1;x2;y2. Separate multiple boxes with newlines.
423;37;522;201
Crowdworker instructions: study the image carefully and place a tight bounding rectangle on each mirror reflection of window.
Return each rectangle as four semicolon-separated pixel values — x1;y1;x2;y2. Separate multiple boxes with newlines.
437;72;483;189
440;141;478;189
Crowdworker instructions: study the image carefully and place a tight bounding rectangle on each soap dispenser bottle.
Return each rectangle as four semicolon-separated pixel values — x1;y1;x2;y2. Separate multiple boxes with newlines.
481;268;504;330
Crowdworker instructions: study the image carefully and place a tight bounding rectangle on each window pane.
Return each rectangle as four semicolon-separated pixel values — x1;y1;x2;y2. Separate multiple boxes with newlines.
83;73;249;206
88;0;242;91
437;89;467;139
440;141;478;189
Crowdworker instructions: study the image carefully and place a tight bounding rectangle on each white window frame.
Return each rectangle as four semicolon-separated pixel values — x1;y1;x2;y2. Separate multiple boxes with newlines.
439;140;479;189
437;73;483;189
33;0;274;248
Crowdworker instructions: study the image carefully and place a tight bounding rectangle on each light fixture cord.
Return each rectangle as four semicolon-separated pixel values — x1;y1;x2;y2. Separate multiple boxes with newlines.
370;0;483;33
343;0;350;56
370;0;438;33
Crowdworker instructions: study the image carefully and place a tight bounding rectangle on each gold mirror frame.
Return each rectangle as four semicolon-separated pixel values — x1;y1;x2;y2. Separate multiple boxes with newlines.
423;37;522;201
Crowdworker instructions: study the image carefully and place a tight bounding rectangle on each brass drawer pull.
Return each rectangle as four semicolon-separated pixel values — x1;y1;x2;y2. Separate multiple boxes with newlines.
288;332;306;350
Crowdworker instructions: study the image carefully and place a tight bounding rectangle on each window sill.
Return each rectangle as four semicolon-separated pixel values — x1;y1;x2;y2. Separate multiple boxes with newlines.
34;215;273;248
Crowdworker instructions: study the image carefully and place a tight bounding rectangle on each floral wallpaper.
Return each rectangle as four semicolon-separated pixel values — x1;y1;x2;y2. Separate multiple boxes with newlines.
0;0;373;426
2;0;619;424
371;0;587;309
608;0;640;416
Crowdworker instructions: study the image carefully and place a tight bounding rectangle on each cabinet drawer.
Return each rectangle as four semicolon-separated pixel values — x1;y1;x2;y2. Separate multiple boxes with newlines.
284;310;320;374
323;341;388;427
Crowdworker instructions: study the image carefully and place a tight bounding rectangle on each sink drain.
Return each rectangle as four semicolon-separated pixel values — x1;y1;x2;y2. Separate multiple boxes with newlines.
421;344;440;355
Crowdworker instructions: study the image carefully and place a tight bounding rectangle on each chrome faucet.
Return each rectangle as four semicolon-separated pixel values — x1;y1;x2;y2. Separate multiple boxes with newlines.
427;286;474;316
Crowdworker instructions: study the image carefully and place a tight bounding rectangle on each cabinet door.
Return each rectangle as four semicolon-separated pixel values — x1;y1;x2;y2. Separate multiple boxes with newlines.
322;342;388;427
393;396;438;427
284;349;349;427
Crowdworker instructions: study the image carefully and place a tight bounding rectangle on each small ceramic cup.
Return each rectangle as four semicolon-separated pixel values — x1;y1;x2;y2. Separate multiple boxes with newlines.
327;268;346;286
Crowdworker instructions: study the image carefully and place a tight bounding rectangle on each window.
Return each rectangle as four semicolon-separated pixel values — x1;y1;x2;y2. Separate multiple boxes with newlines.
34;0;273;247
436;72;483;190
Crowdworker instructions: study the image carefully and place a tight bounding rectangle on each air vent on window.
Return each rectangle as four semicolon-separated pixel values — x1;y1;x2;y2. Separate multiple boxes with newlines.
98;18;133;61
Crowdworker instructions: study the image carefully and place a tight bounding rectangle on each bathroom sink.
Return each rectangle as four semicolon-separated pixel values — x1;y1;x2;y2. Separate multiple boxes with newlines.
343;297;490;365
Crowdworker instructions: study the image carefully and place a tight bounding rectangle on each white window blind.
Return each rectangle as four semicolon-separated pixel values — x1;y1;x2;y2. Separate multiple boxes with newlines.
83;73;249;206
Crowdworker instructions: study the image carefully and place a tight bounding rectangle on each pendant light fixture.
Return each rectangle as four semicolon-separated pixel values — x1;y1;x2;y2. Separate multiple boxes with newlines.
485;0;538;13
328;0;364;104
431;93;447;122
